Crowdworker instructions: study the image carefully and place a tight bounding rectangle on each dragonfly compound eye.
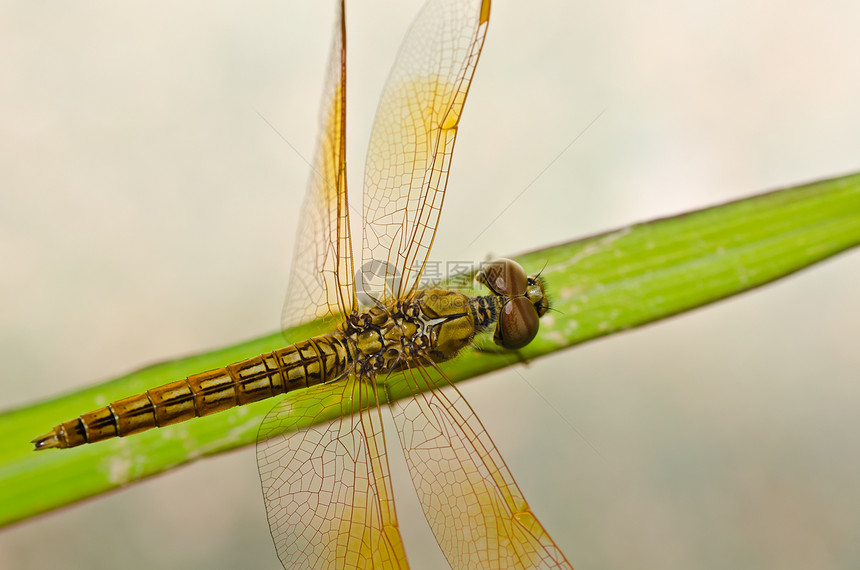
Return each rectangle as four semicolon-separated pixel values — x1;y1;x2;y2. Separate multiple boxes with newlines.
494;296;540;350
476;258;527;296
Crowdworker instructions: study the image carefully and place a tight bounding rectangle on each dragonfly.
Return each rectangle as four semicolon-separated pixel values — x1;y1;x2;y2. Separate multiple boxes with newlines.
32;0;572;567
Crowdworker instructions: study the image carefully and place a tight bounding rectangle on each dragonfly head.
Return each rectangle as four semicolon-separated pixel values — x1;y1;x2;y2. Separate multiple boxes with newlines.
476;258;549;350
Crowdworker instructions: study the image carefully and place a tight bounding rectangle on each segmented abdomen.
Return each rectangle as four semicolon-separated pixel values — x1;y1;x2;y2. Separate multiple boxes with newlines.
34;334;349;449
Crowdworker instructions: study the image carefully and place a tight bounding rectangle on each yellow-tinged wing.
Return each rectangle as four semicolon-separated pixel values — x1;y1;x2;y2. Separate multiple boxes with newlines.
359;0;491;304
281;0;355;336
263;0;570;568
258;377;408;570
263;2;407;568
390;365;574;569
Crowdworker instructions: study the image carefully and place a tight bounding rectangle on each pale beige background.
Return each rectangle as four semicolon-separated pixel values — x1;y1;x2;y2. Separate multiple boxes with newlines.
3;1;860;569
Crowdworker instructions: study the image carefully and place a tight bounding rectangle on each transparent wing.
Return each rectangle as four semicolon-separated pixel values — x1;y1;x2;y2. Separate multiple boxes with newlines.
359;0;490;304
257;376;408;569
389;364;573;569
282;0;355;336
264;2;408;567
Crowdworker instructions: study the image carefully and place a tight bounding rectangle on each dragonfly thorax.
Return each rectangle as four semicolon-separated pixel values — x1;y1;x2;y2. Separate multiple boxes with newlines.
340;289;494;377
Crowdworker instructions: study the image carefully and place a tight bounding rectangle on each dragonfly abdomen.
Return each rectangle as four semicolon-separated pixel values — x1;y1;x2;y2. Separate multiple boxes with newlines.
32;334;350;450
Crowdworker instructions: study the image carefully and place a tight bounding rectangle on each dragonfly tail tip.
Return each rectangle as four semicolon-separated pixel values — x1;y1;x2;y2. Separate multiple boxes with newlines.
31;431;61;451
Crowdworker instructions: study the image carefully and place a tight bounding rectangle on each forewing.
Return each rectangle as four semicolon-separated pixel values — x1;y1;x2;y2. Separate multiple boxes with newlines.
359;0;490;303
282;0;355;336
257;377;408;569
389;365;573;569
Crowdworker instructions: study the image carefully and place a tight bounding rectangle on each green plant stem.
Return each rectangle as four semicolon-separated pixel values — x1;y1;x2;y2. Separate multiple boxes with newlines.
1;171;858;528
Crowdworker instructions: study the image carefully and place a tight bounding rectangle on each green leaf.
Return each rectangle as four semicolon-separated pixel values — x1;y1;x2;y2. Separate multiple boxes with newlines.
1;171;859;528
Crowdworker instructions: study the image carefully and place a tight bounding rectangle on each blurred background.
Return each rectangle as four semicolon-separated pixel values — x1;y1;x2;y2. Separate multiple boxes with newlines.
2;0;860;568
